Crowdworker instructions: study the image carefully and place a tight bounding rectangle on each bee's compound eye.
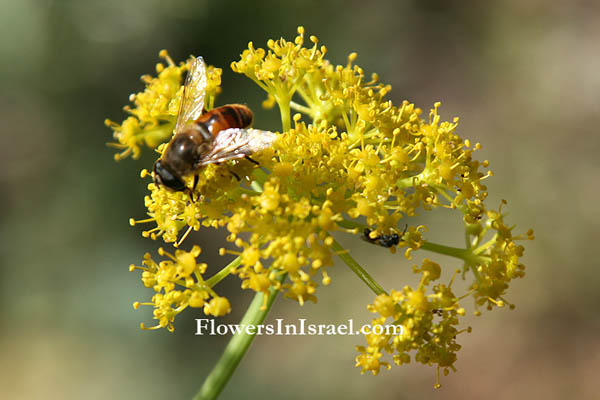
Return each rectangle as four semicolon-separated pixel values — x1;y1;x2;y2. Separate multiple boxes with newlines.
153;161;186;191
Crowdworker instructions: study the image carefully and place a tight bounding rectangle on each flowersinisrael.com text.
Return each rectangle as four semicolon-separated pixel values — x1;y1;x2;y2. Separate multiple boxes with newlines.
195;319;403;336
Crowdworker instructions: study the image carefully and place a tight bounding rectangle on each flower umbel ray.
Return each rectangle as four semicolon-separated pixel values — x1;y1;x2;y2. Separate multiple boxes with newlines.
108;26;533;388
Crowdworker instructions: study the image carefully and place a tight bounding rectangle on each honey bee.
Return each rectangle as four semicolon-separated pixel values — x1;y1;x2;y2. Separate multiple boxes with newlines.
153;56;277;191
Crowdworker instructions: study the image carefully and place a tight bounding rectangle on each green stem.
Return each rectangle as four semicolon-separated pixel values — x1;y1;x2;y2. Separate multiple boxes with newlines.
194;275;284;400
421;241;467;258
420;241;489;265
205;256;241;287
249;76;269;93
331;238;387;296
296;85;317;109
469;263;483;283
472;234;497;255
396;175;419;189
277;96;292;132
290;101;314;117
336;218;366;231
341;110;354;140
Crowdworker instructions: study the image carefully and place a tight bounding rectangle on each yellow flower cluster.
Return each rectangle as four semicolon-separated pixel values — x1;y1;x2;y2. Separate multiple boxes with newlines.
130;246;231;332
108;27;533;386
356;259;467;387
231;26;327;130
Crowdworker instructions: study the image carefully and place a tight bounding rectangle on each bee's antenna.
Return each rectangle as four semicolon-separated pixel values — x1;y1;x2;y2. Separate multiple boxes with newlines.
245;156;260;165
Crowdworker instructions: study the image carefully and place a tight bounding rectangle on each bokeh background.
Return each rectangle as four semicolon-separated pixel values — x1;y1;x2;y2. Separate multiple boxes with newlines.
2;0;599;399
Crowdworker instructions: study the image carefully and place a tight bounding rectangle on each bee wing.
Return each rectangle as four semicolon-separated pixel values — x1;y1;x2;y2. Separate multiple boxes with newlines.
197;128;277;166
175;56;207;133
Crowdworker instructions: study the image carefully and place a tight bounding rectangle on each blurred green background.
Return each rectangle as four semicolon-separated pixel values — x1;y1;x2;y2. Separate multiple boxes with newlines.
2;0;599;399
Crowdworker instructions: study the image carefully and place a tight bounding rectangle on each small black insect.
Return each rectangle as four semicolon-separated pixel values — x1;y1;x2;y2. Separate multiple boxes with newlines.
362;228;400;248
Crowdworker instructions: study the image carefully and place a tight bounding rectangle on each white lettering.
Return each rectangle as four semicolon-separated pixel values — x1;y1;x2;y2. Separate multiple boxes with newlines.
299;319;306;335
228;324;242;335
193;319;402;337
195;319;210;335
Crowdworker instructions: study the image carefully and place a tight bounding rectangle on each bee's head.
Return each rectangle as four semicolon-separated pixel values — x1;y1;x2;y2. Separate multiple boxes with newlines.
153;160;186;192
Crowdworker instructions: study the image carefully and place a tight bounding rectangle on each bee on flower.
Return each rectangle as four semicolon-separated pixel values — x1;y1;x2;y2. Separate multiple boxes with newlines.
108;26;533;388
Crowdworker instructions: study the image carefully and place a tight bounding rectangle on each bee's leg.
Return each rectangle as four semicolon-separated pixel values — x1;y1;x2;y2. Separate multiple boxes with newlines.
401;223;408;236
186;188;197;203
245;156;260;165
185;175;199;202
229;169;240;181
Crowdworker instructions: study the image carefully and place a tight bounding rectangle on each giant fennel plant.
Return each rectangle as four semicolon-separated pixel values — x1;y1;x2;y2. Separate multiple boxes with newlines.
106;27;533;397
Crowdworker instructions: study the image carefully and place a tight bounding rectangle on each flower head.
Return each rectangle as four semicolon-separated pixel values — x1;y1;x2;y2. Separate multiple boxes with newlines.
130;245;231;331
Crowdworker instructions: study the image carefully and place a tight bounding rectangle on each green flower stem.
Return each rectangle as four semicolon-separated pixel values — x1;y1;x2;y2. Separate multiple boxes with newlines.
290;100;314;117
421;241;489;265
472;235;497;255
277;96;292;132
336;218;366;231
249;76;269;93
464;231;471;248
295;85;317;110
205;256;241;287
395;176;418;189
420;241;468;258
331;238;387;296
194;275;285;400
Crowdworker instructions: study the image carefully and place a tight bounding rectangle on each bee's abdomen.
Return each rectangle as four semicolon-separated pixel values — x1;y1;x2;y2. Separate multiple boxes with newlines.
198;104;254;137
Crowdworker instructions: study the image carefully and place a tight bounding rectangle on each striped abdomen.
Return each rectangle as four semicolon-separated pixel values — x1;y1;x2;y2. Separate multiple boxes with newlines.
195;104;254;138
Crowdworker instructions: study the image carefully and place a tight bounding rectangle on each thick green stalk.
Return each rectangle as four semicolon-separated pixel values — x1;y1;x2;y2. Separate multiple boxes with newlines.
193;277;283;400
